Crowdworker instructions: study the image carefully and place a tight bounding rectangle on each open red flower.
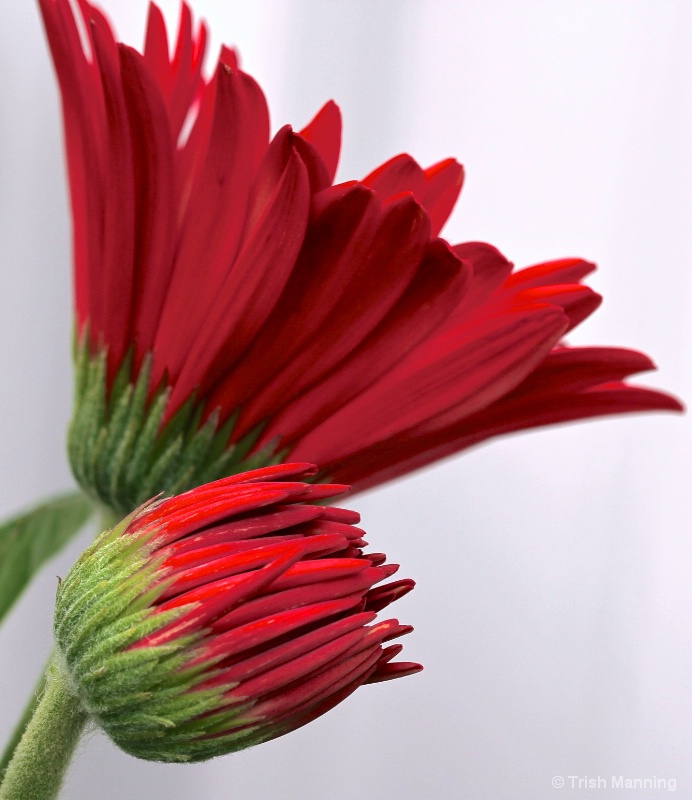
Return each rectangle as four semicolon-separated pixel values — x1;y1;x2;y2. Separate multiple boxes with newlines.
39;0;681;513
53;463;418;762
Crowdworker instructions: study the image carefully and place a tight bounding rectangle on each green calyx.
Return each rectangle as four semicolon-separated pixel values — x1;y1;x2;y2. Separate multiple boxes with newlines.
53;515;272;763
68;333;287;518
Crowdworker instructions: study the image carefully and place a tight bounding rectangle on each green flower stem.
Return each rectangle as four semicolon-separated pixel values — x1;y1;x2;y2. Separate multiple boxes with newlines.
0;507;116;788
0;661;48;784
0;657;87;800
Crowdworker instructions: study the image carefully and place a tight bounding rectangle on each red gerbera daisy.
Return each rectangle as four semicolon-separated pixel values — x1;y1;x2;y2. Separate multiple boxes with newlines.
53;463;419;762
38;0;681;514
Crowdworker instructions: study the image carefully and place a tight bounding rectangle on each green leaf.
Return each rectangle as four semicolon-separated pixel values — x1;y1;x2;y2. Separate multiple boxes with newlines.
0;492;95;625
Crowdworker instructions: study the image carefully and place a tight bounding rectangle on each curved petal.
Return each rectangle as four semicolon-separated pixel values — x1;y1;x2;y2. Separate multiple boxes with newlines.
299;100;342;184
169;140;311;409
292;304;568;465
325;349;683;490
262;238;470;444
153;61;270;387
234;194;432;435
118;45;177;363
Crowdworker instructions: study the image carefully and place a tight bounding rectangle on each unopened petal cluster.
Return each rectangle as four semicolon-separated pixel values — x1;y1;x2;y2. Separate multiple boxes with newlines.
54;464;419;763
39;0;681;514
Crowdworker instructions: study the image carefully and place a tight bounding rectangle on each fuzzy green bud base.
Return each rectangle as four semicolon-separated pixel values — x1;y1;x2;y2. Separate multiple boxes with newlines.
53;514;267;763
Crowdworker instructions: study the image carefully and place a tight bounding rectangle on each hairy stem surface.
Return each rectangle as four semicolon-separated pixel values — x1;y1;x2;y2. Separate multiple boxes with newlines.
0;658;87;800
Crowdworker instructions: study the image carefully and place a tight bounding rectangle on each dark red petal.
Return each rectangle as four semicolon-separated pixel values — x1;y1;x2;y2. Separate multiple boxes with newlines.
505;258;596;289
249;644;382;722
514;284;602;333
168;3;208;140
141;545;304;647
329;359;682;492
381;622;414;643
38;0;108;328
90;15;137;375
446;242;513;323
236;194;432;437
143;3;172;102
153;62;270;389
512;347;658;397
204;613;376;687
292;305;568;465
157;533;349;599
205;184;381;415
219;44;239;71
198;597;364;665
364;154;463;235
167;135;310;409
366;661;423;683
421;158;464;235
364;579;416;613
299;100;342;184
164;504;325;556
260;238;469;444
363;154;427;203
118;45;177;362
211;572;384;633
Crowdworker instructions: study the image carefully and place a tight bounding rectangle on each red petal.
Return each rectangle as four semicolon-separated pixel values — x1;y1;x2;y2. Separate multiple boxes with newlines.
421;158;464;235
514;284;602;333
292;304;568;465
299;100;342;184
90;16;137;374
164;504;325;556
364;579;416;613
118;46;176;362
363;154;427;202
143;3;172;103
153;62;270;389
505;258;596;289
329;352;682;491
235;194;431;437
249;644;382;721
445;242;513;324
157;533;349;599
138;486;298;546
260;238;469;444
141;545;304;647
211;572;383;633
166;133;310;409
366;660;423;683
198;597;364;665
38;0;107;329
205;613;375;686
232;626;373;701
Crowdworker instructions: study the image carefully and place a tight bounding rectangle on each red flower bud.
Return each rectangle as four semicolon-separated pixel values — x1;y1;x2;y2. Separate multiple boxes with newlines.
54;464;420;762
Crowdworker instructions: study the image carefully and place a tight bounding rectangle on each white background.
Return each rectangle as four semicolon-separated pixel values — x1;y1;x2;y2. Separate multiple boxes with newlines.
0;2;690;798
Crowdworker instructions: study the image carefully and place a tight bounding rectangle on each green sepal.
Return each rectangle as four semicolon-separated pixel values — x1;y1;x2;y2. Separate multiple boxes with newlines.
68;335;287;517
54;514;270;763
